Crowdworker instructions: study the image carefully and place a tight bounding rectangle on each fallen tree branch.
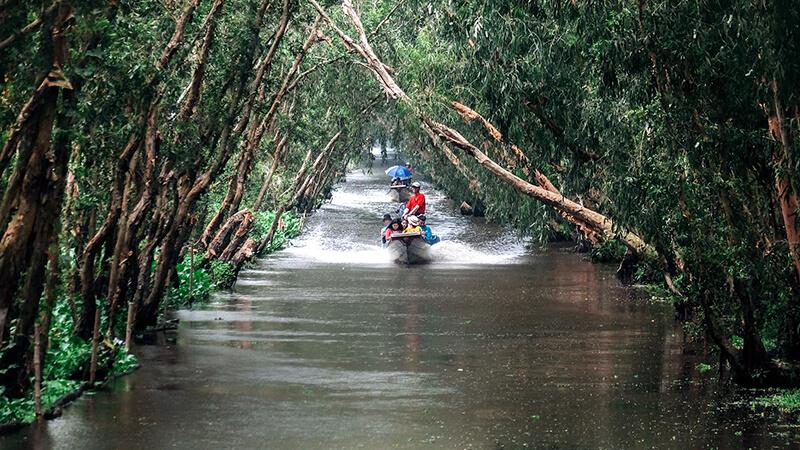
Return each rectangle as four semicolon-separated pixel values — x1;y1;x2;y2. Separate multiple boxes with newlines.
451;101;602;244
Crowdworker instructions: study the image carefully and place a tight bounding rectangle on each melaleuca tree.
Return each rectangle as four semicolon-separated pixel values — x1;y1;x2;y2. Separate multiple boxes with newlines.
310;0;800;386
0;0;379;405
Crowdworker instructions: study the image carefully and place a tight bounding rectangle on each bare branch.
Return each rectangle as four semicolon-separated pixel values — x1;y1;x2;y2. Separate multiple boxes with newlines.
368;0;405;38
0;1;58;51
287;55;346;91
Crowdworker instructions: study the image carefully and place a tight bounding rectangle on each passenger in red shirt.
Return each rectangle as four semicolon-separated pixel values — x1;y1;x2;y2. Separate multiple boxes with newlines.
403;181;426;217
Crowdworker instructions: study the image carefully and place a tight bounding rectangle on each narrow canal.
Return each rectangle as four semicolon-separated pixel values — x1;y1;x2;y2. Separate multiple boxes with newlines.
5;151;797;449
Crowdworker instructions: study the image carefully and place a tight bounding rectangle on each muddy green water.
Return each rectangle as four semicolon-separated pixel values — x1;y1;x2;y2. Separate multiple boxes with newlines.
4;155;800;449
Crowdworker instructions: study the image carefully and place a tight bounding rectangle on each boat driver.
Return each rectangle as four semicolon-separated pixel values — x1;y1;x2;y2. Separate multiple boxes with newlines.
402;181;426;218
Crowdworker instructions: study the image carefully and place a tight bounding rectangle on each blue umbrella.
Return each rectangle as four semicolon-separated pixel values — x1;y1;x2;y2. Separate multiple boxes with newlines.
385;165;413;179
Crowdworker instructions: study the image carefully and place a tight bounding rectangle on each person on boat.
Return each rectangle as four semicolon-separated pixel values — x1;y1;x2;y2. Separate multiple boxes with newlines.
400;217;408;230
380;213;392;245
404;215;422;234
390;176;404;187
384;219;402;246
418;214;440;245
402;181;426;218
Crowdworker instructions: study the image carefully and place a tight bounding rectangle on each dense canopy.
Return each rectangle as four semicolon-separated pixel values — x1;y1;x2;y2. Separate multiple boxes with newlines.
1;0;799;424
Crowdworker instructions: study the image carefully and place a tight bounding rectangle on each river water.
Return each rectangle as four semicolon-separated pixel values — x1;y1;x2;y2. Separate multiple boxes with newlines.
5;151;799;449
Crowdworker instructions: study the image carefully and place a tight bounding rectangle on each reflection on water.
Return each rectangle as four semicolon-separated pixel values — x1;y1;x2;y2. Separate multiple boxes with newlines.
5;148;800;449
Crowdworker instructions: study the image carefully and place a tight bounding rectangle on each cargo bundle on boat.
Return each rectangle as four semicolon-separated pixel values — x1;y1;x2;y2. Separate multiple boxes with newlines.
386;232;431;264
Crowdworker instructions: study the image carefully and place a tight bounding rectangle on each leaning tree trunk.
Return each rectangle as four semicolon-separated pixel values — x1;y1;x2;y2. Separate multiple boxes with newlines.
256;130;341;255
74;0;195;338
105;104;160;336
769;80;800;358
133;0;280;329
253;134;288;211
0;2;73;395
309;0;652;259
200;15;321;247
450;101;603;245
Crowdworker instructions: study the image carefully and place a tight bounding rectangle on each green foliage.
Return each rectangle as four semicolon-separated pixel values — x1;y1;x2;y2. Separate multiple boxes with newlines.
0;388;35;424
109;347;139;378
0;376;82;424
163;255;213;310
209;260;236;290
1;0;372;424
590;240;627;263
373;0;800;383
752;390;800;415
44;336;91;381
252;210;302;255
2;0;799;421
0;282;138;424
160;209;302;312
696;363;713;374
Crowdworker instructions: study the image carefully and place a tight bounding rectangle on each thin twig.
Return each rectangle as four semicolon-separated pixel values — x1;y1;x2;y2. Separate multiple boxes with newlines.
368;0;405;38
0;1;59;51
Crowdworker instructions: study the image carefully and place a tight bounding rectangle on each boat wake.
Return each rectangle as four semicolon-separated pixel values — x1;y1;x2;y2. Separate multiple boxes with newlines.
267;146;531;267
427;240;524;265
282;232;526;267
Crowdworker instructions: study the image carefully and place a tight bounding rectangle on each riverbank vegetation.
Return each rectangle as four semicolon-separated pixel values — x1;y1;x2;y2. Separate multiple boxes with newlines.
1;0;799;426
1;0;373;423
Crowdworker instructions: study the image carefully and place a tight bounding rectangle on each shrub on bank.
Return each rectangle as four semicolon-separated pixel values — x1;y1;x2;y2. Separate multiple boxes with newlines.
162;210;302;309
0;299;138;425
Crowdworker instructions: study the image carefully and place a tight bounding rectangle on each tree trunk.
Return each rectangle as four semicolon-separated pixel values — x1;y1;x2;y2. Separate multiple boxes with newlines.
205;209;253;260
0;2;73;395
133;2;279;328
157;0;201;70
178;0;224;121
74;131;140;339
200;16;321;247
106;103;161;337
234;0;292;135
769;81;800;358
231;238;258;272
256;204;286;255
40;233;60;353
451;101;603;244
219;211;255;262
253;134;288;211
257;130;341;255
310;0;651;258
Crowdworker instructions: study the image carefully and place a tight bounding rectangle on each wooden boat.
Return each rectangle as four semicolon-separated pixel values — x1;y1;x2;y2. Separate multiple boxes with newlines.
386;232;431;264
387;185;413;203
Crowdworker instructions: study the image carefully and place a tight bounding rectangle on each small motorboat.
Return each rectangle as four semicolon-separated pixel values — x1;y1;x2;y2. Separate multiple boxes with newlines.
387;184;413;202
386;232;431;264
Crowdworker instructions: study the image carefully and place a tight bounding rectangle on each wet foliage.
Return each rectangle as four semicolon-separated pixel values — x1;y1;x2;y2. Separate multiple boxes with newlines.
1;0;799;429
0;0;374;423
350;0;800;387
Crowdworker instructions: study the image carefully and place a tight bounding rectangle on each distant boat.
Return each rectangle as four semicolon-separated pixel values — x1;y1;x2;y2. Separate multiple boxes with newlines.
385;165;413;179
386;232;431;264
387;184;413;202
